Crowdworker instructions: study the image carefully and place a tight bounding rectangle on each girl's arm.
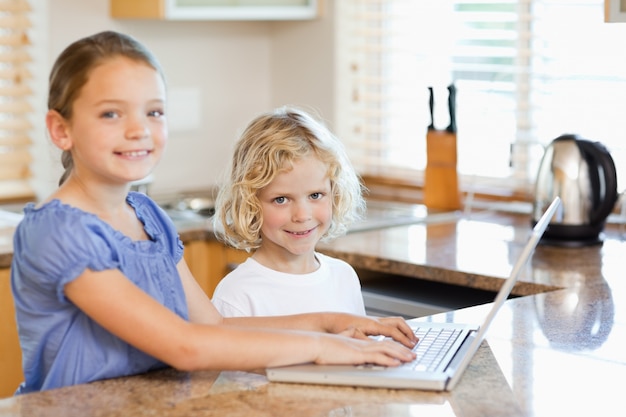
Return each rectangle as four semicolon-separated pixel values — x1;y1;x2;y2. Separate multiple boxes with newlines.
177;259;417;348
64;267;416;372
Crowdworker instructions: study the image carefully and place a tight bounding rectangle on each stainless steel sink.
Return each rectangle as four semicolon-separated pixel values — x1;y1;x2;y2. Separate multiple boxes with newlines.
347;200;460;233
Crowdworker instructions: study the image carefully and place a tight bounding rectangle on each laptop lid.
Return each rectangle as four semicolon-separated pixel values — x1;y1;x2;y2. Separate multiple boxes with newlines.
444;195;560;389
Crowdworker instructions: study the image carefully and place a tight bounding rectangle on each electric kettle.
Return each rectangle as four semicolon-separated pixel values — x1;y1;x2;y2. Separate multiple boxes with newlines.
532;134;618;247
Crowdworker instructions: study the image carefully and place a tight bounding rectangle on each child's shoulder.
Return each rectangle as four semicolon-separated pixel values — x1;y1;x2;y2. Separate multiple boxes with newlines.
316;252;354;270
16;200;111;259
23;199;94;225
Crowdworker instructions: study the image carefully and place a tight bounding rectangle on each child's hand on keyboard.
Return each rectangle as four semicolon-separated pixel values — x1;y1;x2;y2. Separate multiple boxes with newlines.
327;314;418;349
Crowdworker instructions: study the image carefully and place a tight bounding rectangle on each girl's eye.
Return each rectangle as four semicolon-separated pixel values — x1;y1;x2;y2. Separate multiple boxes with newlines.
274;196;287;205
148;109;164;118
310;192;323;200
101;111;118;119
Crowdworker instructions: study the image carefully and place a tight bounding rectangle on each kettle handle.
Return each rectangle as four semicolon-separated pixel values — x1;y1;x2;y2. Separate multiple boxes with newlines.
577;140;618;225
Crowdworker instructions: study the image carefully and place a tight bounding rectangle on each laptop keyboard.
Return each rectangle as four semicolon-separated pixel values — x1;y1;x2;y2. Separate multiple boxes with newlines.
403;327;463;372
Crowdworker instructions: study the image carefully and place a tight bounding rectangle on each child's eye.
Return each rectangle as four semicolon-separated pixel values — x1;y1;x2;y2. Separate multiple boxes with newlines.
101;111;118;119
148;109;164;118
310;192;323;200
274;196;287;205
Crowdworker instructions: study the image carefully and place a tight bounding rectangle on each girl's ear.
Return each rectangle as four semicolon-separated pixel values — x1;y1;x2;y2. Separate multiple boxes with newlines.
46;110;72;150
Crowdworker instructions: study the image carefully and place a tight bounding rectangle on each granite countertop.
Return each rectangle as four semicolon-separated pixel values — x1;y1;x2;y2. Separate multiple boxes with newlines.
1;205;625;416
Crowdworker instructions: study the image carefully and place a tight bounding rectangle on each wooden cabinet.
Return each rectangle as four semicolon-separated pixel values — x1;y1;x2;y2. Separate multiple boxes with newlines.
0;268;22;398
110;0;320;20
183;240;249;298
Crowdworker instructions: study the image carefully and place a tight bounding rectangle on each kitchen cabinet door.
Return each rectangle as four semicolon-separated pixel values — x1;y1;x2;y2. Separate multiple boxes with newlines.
0;268;23;398
110;0;320;20
183;240;250;298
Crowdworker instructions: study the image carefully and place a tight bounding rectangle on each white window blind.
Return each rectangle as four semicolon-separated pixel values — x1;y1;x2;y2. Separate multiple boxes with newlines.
336;0;626;196
0;0;33;201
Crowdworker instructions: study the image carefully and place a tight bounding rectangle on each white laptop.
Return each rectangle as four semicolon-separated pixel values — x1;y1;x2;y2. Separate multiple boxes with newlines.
266;196;561;391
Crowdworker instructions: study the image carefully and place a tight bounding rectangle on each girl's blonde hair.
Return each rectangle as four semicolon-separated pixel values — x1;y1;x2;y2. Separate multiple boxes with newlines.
214;106;366;251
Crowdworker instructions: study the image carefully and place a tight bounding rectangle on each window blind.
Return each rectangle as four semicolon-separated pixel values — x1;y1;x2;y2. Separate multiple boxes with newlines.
336;0;626;196
0;0;33;202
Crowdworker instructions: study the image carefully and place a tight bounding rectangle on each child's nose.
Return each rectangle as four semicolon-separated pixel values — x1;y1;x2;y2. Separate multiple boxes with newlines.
125;117;149;139
292;202;312;222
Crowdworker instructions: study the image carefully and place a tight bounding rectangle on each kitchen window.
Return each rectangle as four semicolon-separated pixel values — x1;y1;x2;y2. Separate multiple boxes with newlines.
0;0;33;203
336;0;626;200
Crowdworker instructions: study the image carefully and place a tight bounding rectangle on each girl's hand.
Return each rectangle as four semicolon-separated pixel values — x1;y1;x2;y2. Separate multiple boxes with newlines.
327;315;418;349
314;333;416;367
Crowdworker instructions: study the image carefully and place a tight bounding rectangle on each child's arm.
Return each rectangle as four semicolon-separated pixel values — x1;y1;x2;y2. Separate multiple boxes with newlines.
176;259;417;349
64;267;415;372
223;313;417;348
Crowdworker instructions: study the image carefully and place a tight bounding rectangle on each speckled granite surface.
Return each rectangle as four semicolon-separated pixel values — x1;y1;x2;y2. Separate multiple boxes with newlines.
1;207;626;416
0;341;523;417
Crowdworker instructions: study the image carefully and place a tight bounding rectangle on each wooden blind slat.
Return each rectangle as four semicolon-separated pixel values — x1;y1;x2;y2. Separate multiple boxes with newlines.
0;15;30;29
0;32;29;46
0;147;30;163
0;179;33;201
0;100;32;113
0;67;31;81
0;84;31;96
0;119;32;131
0;49;31;63
0;166;31;181
0;0;31;13
0;134;30;146
0;146;31;180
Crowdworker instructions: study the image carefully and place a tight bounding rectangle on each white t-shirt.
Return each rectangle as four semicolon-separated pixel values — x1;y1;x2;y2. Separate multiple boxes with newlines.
212;252;366;317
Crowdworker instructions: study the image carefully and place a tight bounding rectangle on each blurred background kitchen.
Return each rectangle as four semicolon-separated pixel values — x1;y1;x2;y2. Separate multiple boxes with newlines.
3;0;626;210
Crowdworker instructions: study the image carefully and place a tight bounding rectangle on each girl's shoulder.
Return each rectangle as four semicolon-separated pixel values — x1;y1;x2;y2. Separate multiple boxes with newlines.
22;199;100;229
18;193;170;243
17;200;118;253
14;200;121;281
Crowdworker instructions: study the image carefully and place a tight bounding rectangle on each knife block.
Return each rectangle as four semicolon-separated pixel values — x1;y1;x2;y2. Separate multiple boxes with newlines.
424;130;461;210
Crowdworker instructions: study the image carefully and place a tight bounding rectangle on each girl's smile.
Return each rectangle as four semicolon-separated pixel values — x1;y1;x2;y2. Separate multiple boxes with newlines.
58;56;167;187
115;150;152;158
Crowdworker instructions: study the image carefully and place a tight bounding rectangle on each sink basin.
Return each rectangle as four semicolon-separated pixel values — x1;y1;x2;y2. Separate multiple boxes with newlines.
347;201;460;233
161;197;215;217
160;195;215;228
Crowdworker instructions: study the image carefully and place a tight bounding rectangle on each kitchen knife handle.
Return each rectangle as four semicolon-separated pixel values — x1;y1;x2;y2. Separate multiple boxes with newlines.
428;86;435;131
447;83;457;133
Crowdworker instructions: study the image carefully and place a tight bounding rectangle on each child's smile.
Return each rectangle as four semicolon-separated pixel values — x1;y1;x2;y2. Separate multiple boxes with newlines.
254;155;332;272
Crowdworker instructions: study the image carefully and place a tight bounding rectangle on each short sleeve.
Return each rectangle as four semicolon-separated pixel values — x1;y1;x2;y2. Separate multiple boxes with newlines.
12;203;121;304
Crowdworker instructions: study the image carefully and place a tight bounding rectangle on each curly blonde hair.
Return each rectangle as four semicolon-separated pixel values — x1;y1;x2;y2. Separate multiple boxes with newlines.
214;106;366;251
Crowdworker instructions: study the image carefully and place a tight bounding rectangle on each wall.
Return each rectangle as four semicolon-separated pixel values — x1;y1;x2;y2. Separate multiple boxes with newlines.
29;0;335;199
269;5;336;130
